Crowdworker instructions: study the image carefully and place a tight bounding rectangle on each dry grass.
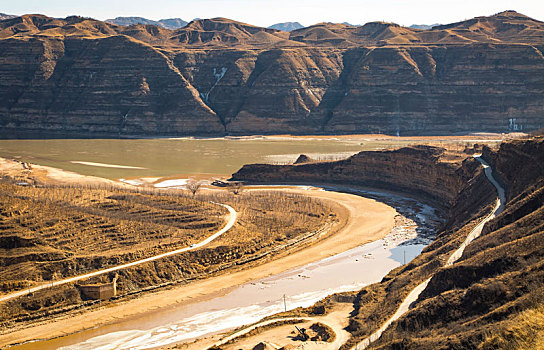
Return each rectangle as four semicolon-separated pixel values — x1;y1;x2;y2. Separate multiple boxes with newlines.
208;190;335;248
479;304;544;350
0;178;225;289
0;177;338;328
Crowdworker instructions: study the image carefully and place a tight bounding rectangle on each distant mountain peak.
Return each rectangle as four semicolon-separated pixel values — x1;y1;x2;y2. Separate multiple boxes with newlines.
268;22;304;31
105;16;187;29
342;22;361;27
0;13;17;21
409;23;441;30
158;18;188;29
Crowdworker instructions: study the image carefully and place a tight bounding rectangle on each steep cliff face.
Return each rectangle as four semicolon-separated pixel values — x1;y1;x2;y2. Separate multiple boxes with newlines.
0;11;543;136
231;146;476;207
0;35;224;136
364;138;544;349
323;44;544;134
482;139;544;199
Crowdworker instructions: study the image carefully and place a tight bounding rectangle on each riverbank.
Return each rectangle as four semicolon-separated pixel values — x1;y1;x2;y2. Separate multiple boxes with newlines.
0;157;121;187
0;158;397;349
9;185;437;350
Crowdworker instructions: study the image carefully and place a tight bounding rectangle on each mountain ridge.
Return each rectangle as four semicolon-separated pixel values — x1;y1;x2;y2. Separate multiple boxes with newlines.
105;16;188;29
1;10;543;46
268;21;304;31
0;10;543;137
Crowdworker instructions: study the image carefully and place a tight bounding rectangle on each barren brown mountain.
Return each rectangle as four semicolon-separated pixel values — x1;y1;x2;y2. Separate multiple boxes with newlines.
0;11;543;136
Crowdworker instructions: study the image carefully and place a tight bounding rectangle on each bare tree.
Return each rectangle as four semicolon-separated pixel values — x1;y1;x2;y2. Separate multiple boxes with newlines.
227;182;244;195
186;179;202;197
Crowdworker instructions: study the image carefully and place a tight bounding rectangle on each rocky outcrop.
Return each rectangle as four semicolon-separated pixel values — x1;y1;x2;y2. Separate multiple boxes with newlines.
293;154;312;164
0;11;543;137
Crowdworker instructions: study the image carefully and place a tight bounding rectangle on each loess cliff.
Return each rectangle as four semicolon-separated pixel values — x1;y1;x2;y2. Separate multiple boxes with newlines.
0;11;543;137
364;138;544;349
231;145;481;209
231;138;544;349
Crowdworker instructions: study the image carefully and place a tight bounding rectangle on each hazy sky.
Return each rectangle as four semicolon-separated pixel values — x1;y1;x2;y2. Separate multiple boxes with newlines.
2;0;543;27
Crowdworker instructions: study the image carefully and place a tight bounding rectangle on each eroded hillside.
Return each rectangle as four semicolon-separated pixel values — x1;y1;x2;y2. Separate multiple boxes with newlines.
230;137;544;349
0;11;543;136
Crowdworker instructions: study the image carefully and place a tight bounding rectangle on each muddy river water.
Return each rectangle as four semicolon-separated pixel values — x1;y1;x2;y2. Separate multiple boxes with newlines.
1;137;477;349
0;137;453;180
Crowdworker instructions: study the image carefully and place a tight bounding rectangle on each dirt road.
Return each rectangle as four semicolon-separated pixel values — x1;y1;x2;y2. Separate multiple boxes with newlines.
0;184;395;348
351;155;506;350
0;203;237;304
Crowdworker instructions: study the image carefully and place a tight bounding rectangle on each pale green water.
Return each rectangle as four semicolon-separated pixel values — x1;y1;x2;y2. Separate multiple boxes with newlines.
0;137;495;180
0;138;389;179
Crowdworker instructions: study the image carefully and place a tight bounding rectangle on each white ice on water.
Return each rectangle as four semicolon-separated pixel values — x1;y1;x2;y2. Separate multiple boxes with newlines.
153;179;189;188
58;189;438;350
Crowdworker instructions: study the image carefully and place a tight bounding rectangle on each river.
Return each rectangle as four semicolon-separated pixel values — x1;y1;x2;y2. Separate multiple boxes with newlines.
10;187;440;350
0;136;474;180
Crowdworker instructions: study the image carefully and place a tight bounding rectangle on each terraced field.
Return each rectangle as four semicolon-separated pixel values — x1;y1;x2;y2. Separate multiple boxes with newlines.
0;176;337;332
0;180;226;291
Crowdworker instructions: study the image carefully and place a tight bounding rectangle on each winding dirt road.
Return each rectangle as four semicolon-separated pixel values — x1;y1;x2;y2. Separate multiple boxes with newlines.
351;155;506;350
0;203;237;304
216;155;506;350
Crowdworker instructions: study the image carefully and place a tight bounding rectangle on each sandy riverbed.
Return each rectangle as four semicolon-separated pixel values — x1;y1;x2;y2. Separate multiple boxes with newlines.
0;157;396;349
0;157;122;187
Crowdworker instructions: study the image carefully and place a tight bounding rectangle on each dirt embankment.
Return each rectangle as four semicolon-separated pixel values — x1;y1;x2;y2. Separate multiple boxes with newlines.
231;145;476;209
227;141;544;349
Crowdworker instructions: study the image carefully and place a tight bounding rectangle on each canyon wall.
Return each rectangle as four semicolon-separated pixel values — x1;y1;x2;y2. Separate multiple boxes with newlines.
0;12;543;137
0;36;224;136
232;137;544;349
363;138;544;349
231;146;479;208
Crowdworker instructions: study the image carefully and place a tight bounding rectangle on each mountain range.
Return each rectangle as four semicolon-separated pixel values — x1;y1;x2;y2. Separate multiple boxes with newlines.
0;10;543;137
105;16;306;31
105;16;188;29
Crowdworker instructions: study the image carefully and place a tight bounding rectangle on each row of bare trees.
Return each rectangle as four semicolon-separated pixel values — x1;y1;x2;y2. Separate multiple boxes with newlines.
185;179;244;197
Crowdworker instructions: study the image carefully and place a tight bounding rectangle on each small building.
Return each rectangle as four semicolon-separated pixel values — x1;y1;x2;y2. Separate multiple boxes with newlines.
76;275;118;300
